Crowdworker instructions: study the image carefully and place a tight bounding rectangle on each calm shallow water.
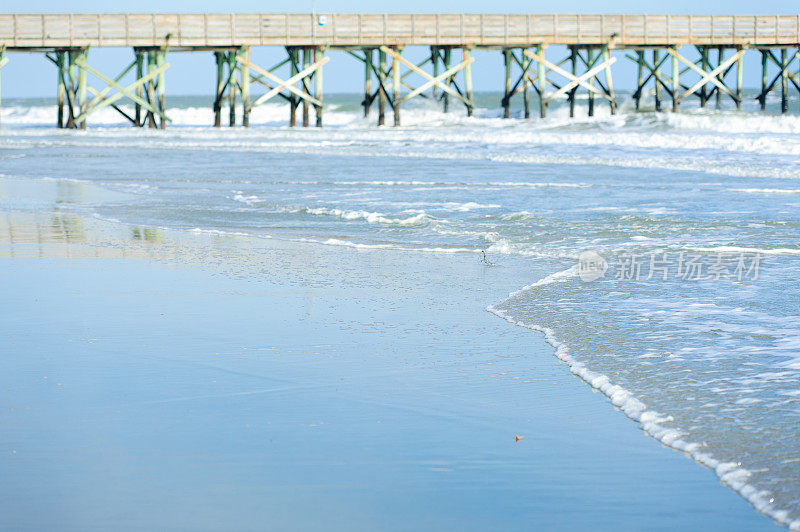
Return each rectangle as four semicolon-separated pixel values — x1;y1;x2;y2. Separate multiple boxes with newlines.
1;92;799;528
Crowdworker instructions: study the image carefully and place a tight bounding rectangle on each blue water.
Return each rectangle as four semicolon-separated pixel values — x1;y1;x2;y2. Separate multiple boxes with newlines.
1;92;799;528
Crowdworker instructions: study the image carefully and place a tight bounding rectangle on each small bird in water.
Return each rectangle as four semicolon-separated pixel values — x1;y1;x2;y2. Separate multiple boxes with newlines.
515;435;524;442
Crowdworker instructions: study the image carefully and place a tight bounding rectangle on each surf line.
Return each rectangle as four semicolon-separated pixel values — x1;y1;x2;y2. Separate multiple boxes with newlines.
485;265;798;529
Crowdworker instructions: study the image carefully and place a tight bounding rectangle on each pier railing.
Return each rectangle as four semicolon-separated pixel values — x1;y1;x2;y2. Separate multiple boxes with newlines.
1;13;800;48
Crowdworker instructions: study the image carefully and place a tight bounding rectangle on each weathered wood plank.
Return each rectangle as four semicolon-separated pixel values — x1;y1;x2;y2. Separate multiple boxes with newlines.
0;14;798;49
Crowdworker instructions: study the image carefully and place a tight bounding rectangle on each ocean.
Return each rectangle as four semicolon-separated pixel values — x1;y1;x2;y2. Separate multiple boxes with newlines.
1;91;798;528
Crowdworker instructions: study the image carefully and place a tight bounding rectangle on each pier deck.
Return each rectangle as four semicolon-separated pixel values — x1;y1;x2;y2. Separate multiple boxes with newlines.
1;14;800;48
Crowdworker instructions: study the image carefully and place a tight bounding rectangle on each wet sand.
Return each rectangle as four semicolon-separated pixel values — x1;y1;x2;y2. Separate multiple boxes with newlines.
0;214;775;531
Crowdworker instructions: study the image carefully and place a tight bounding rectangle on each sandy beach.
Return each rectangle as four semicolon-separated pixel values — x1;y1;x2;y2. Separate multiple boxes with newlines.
0;209;774;530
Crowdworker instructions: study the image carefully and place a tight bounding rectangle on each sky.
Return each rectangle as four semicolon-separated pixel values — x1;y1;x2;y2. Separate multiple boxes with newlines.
1;1;798;99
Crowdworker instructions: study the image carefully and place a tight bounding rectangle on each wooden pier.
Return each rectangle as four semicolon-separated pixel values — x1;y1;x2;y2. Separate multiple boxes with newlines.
0;13;798;128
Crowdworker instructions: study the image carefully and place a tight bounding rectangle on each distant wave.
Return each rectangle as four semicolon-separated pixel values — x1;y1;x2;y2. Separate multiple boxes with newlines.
729;188;800;195
688;245;800;255
232;195;436;226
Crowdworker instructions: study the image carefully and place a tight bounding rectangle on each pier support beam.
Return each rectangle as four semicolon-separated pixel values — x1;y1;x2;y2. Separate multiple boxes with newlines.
756;47;800;114
523;44;617;119
629;47;672;112
352;45;474;126
630;46;744;112
667;46;745;111
501;47;535;118
362;48;373;117
378;48;387;125
49;49;86;129
0;46;6;127
48;47;169;129
240;47;251;127
392;46;401;126
348;46;393;125
223;46;327;127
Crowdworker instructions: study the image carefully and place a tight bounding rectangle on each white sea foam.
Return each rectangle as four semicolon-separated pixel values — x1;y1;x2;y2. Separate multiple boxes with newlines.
184;227;476;254
305;207;433;226
729;188;800;195
689;245;800;255
487;271;800;529
232;194;438;225
3;113;798;179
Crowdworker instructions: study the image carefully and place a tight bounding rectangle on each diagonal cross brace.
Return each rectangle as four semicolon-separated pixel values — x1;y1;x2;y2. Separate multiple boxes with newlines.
80;59;137;115
549;57;617;102
667;48;745;103
759;49;800;96
379;46;474;106
85;85;136;124
73;61;170;123
399;57;473;104
524;49;616;102
241;56;329;108
504;51;535;104
626;53;671;96
366;59;396;110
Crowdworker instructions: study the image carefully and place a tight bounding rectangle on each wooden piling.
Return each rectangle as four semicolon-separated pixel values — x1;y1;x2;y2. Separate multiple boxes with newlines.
378;48;386;126
503;49;511;118
699;47;708;108
302;48;310;127
315;47;324;127
227;52;236;127
781;48;788;114
156;49;166;129
289;48;298;127
587;48;595;116
431;47;439;102
0;46;3;128
464;46;474;117
363;48;372;117
671;47;679;112
56;52;65;128
537;45;547;118
392;46;401;126
735;47;743;110
442;47;451;113
65;51;76;129
77;49;87;129
240;47;250;127
569;47;577;117
213;52;223;127
603;47;616;114
716;48;723;110
145;51;157;128
522;50;530;119
136;51;145;126
760;50;767;111
635;50;643;111
652;49;661;112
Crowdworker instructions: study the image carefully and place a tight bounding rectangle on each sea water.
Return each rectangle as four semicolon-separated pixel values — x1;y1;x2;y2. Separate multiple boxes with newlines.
1;92;798;528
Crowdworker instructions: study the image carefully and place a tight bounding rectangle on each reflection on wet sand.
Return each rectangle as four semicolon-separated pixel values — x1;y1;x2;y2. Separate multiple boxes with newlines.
0;211;333;284
0;212;164;260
